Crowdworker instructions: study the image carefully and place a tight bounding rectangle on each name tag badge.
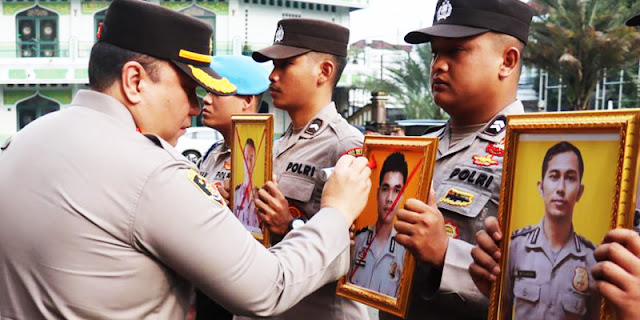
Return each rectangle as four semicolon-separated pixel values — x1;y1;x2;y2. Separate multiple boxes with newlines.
517;270;537;279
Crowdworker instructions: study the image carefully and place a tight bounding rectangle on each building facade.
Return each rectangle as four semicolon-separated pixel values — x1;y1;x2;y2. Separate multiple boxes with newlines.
0;0;368;139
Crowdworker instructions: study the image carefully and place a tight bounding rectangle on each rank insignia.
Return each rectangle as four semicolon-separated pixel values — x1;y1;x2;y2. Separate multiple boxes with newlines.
187;169;225;207
341;147;363;157
224;161;231;170
444;220;460;239
573;267;589;292
486;138;505;157
439;188;474;207
483;115;507;136
389;262;397;279
304;119;323;135
472;154;499;167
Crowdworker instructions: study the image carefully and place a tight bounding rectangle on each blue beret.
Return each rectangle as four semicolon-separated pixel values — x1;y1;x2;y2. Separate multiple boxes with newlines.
210;55;271;95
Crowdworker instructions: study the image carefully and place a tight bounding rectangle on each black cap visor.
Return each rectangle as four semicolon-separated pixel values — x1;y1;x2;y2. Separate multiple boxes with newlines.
405;24;490;44
172;61;237;95
252;44;311;62
627;14;640;26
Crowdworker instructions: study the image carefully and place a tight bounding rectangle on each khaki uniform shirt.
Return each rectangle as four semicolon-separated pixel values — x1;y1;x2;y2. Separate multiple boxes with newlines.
506;219;599;320
261;102;367;320
233;181;261;234
382;100;524;320
197;140;231;185
0;90;353;320
350;226;405;298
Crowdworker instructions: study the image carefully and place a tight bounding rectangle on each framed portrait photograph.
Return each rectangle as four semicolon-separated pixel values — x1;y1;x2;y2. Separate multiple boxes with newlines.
489;110;640;320
230;114;273;247
336;135;438;318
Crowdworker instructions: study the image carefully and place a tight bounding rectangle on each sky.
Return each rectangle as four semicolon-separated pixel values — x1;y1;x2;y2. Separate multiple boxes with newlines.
349;0;439;45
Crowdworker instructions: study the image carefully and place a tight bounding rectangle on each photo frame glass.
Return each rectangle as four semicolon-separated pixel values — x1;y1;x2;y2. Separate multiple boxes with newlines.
230;114;273;246
337;136;438;318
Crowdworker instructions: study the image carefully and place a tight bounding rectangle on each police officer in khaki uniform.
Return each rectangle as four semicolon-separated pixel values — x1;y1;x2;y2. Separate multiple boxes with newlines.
248;18;367;320
0;1;373;319
350;152;408;298
504;142;599;320
381;1;534;319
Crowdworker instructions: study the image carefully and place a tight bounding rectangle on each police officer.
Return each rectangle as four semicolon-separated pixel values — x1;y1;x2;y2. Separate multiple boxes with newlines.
0;1;373;318
350;152;408;298
381;1;535;319
195;55;270;320
248;18;367;320
504;142;599;320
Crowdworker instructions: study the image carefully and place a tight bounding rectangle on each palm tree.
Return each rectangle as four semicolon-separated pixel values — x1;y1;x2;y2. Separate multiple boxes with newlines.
365;44;446;120
526;0;640;110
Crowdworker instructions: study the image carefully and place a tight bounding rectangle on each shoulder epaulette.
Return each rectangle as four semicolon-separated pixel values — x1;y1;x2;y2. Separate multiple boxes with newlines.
511;226;536;240
576;234;596;252
202;140;223;161
422;124;446;136
144;134;162;148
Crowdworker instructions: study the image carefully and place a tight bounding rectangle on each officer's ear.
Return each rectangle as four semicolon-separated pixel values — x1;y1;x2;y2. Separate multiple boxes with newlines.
241;95;256;112
537;180;544;197
498;46;521;79
318;59;335;86
576;184;585;202
120;61;146;105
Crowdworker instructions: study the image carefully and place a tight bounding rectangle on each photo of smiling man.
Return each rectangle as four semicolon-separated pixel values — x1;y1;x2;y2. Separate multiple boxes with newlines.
349;152;407;298
504;141;600;320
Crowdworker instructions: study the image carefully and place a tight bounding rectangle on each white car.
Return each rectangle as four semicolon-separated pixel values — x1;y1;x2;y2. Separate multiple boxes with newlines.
175;126;222;163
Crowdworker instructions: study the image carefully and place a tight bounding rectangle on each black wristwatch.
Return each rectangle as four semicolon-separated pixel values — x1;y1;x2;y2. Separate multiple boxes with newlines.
288;217;307;232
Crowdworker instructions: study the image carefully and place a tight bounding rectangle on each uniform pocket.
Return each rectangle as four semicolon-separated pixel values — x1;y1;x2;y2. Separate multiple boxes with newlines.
435;182;492;218
513;281;540;303
561;292;588;316
279;174;315;202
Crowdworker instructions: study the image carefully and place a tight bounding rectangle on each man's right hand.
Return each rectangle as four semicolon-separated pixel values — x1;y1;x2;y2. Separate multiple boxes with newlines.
470;216;503;297
256;175;293;236
320;155;371;225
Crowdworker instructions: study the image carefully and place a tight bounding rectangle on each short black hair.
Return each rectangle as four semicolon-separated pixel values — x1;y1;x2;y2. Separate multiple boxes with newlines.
379;152;408;186
245;138;255;150
309;52;347;88
541;141;584;181
88;42;161;92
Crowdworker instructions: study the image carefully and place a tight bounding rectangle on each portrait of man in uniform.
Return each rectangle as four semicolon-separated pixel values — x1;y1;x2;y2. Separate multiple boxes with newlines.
503;141;600;320
231;116;273;241
349;152;408;298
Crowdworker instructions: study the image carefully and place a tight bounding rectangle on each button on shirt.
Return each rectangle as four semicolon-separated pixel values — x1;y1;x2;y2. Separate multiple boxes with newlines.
506;219;599;320
0;90;354;320
350;226;405;298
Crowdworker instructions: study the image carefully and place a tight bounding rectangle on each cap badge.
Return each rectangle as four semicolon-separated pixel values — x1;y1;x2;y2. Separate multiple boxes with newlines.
573;267;589;292
436;0;453;21
275;25;285;43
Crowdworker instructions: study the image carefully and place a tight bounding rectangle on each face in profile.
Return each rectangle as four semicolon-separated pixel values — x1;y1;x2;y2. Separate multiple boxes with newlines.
537;151;584;220
243;143;256;176
377;171;404;225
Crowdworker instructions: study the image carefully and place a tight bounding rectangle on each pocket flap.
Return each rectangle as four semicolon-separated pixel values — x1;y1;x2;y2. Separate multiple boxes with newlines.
513;281;540;303
279;174;315;202
435;183;491;218
561;292;587;315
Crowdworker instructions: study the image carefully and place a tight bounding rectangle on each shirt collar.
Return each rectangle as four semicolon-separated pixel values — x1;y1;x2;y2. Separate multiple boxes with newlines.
70;90;136;131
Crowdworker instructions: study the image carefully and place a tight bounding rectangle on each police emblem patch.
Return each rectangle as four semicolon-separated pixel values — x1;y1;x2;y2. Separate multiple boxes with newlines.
304;119;323;135
444;220;460;239
341;147;363;157
472;154;499;167
439;188;474;207
486;138;505;157
188;169;225;207
275;25;285;42
436;0;452;21
389;262;398;279
572;267;589;292
224;161;231;170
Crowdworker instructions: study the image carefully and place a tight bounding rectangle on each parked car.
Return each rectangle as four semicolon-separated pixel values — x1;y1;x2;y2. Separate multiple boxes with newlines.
175;127;222;163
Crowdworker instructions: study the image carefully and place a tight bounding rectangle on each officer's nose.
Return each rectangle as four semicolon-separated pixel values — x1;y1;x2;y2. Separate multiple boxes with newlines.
431;55;448;75
269;70;278;83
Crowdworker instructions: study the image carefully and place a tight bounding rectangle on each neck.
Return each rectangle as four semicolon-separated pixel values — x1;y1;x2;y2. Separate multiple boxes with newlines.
543;215;572;250
450;92;517;127
287;95;332;129
375;220;393;243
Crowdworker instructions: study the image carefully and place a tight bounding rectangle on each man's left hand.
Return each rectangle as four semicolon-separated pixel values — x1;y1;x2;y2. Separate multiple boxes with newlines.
394;189;449;269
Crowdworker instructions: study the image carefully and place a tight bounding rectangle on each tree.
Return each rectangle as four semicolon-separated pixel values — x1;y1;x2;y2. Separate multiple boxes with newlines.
365;44;446;120
526;0;640;110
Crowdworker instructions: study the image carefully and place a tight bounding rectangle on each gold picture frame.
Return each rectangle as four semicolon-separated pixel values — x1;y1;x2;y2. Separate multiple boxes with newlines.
336;135;438;318
489;110;640;320
230;114;273;247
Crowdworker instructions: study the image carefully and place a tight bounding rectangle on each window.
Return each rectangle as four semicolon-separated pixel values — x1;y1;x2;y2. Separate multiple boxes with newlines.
301;2;306;9
331;5;336;12
285;0;290;8
293;1;298;8
16;6;59;58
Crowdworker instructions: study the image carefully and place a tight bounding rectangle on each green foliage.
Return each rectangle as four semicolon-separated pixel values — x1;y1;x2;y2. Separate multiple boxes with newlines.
364;44;445;120
526;0;640;110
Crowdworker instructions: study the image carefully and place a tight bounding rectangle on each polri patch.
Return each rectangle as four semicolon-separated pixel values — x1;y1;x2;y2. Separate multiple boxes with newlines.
188;169;225;207
444;220;460;239
573;267;589;292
